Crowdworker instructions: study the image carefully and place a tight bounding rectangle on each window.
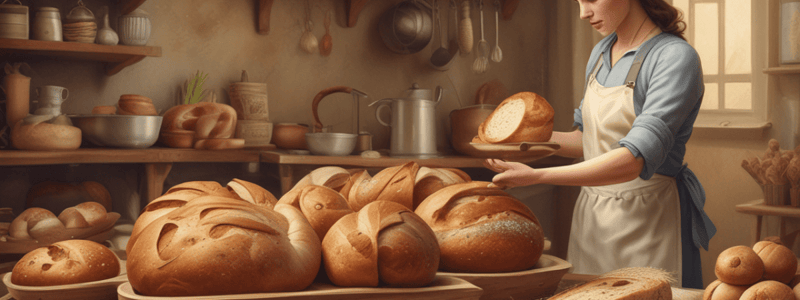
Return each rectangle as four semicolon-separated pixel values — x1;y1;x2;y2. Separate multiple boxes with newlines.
671;0;764;126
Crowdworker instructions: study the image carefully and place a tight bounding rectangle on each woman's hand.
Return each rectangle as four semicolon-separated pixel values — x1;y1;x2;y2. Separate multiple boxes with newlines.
482;159;540;189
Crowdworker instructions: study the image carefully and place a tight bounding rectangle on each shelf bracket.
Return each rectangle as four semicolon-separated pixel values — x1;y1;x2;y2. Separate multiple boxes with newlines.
258;0;274;35
119;0;147;15
105;55;146;76
345;0;371;28
145;163;173;203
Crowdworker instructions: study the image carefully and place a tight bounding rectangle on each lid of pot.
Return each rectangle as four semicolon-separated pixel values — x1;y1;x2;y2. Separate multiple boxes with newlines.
65;1;94;22
404;83;435;101
0;0;27;14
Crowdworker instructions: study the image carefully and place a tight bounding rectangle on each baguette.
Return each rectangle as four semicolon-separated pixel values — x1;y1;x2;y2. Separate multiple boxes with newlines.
477;91;554;144
548;267;673;300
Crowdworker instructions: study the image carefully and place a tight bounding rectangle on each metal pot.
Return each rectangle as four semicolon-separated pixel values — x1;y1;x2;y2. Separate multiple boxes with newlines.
379;0;433;54
307;86;368;156
370;83;442;158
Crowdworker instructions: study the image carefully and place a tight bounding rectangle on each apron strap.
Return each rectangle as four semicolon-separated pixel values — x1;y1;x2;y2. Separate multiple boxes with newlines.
624;33;669;88
676;164;717;251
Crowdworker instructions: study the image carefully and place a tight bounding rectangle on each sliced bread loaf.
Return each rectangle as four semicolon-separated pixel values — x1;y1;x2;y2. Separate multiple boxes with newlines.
548;267;674;300
477;91;554;144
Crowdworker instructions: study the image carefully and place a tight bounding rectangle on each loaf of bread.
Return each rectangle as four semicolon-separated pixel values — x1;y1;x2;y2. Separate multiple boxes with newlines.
413;167;471;210
753;241;798;284
476;91;554;144
277;184;353;240
126;195;320;296
347;162;419;211
159;102;238;148
26;181;112;215
704;279;748;300
715;245;765;285
11;115;82;151
11;239;120;286
91;105;116;115
548;267;673;300
287;166;353;196
117;94;158;116
7;202;119;243
321;200;439;287
414;181;544;273
740;280;796;300
193;137;245;150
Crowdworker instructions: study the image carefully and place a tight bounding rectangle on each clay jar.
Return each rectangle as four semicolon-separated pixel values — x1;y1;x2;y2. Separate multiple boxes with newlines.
272;123;309;150
2;71;30;127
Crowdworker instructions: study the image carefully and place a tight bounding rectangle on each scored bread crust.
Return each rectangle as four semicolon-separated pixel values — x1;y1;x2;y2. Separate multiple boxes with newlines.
414;181;544;273
347;162;420;211
548;267;674;300
477;91;554;144
11;239;121;286
752;241;798;284
740;280;795;300
277;184;354;240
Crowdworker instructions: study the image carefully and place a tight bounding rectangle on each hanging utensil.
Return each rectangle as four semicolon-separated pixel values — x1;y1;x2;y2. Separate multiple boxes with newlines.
472;0;489;74
319;9;332;57
430;0;454;71
448;0;460;56
299;0;317;54
491;0;502;63
458;0;473;54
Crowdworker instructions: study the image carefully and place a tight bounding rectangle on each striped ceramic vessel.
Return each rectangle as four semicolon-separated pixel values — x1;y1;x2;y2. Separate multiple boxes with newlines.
118;9;150;46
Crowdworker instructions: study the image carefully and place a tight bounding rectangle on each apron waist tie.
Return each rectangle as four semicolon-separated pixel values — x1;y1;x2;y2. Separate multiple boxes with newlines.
675;164;716;251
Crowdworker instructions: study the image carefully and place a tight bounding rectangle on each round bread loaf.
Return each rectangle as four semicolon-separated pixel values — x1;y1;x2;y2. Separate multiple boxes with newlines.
347;162;419;211
11;239;120;286
322;200;439;287
414;181;545;273
477;91;554;144
715;245;765;285
126;196;321;296
277;184;353;240
703;279;748;300
412;167;471;210
11;117;81;151
753;241;798;284
740;280;795;300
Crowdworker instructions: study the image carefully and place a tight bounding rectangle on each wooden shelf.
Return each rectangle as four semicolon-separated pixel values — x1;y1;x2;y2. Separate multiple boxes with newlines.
0;38;162;76
118;0;147;15
0;148;260;166
735;200;800;218
763;65;800;75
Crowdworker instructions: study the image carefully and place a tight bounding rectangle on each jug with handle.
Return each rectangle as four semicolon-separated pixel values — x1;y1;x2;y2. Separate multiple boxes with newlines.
33;85;68;116
369;83;443;158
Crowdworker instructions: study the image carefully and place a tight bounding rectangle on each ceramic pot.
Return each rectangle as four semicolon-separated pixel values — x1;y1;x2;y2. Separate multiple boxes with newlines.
31;7;61;41
272;123;309;150
118;8;150;46
0;0;28;40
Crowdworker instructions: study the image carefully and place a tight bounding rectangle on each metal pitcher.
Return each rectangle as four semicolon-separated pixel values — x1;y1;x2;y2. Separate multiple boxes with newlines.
370;83;443;158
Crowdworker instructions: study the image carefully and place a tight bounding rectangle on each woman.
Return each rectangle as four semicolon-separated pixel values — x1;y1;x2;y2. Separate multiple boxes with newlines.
483;0;716;289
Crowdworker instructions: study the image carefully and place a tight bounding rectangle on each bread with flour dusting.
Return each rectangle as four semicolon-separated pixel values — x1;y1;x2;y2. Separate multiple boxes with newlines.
548;267;674;300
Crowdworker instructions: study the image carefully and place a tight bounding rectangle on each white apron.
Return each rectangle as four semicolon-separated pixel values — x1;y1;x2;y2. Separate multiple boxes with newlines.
566;45;683;286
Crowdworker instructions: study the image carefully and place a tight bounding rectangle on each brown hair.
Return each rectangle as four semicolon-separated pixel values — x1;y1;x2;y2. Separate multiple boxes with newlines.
639;0;687;40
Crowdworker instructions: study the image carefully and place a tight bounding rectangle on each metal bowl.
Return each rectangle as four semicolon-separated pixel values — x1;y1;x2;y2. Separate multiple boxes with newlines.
68;114;162;148
305;132;357;156
379;0;433;54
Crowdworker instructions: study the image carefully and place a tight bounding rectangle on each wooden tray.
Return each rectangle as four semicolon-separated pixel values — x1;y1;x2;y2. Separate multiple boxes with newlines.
117;275;483;300
437;254;571;300
468;142;560;160
3;258;127;300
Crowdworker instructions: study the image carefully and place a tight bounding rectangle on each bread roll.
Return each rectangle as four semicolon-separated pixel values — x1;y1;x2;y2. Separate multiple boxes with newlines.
8;207;64;240
117;95;157;116
347;162;419;211
412;167;471;210
159;102;238;148
277;185;353;240
57;201;109;229
794;281;800;300
11;239;120;286
716;245;765;285
322;201;439;287
415;181;545;273
26;181;112;216
477;91;554;144
548;267;673;300
753;241;798;284
703;279;748;300
8;202;119;244
740;280;795;300
126;196;321;296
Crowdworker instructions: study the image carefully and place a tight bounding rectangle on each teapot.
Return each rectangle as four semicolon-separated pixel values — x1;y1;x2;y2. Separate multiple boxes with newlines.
369;83;443;158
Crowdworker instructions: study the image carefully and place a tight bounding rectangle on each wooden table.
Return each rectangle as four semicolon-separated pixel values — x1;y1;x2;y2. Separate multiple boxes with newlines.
735;199;800;245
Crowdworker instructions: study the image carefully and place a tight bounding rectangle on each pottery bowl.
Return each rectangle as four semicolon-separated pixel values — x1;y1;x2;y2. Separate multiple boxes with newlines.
69;114;162;148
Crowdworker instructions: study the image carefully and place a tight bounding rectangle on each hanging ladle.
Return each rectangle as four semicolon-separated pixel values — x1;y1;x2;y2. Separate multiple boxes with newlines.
430;0;454;71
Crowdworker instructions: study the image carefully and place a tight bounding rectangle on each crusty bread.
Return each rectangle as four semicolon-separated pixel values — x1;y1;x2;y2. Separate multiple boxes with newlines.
321;200;439;287
286;166;352;196
414;181;544;273
8;207;63;240
11;116;81;151
740;280;795;300
11;239;120;286
346;162;419;211
227;178;278;208
126;195;320;296
159;102;238;148
703;279;748;300
8;202;119;243
548;268;674;300
26;181;112;217
277;184;353;240
715;245;765;285
412;167;471;210
477;91;554;144
753;241;798;284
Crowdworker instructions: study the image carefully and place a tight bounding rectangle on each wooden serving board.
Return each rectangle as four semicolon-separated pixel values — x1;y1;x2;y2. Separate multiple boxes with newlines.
438;254;572;300
468;142;560;160
4;258;127;300
117;275;483;300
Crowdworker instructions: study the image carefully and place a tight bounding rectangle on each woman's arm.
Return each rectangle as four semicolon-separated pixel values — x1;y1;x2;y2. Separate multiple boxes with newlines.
483;147;644;188
549;130;583;158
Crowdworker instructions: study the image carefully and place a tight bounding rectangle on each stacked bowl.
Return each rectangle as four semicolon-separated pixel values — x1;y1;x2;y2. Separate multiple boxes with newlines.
62;21;96;43
228;74;272;148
